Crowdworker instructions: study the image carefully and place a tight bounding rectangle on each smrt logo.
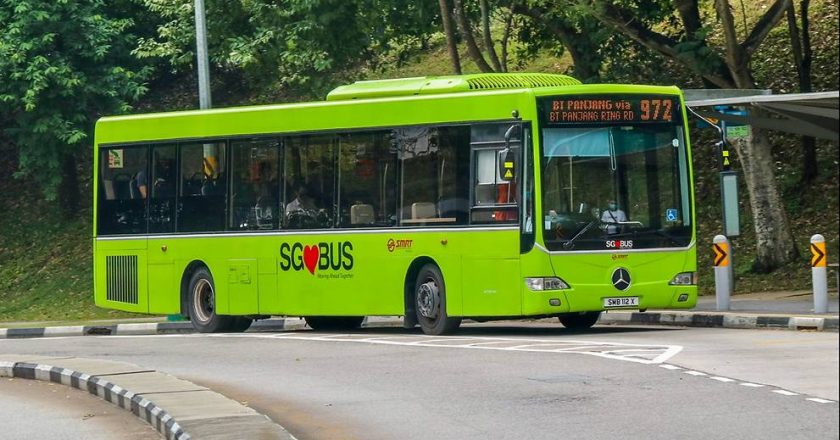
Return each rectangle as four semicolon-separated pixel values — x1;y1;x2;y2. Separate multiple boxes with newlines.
280;241;353;275
387;238;413;252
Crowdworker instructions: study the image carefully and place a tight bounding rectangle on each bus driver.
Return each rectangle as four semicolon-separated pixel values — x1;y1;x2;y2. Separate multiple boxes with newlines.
600;200;627;234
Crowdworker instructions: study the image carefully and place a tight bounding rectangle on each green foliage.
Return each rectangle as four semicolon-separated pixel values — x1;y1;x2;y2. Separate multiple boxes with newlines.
0;0;150;200
135;0;439;96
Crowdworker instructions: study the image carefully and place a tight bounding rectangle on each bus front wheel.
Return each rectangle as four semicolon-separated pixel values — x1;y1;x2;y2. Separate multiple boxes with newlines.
188;267;240;333
558;311;601;330
414;264;461;335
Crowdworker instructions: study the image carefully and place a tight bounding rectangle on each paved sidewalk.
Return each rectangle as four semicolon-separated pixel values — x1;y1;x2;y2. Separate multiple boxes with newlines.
0;355;294;440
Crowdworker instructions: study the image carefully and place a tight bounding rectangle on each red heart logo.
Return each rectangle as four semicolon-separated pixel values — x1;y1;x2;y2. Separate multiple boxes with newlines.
303;245;319;274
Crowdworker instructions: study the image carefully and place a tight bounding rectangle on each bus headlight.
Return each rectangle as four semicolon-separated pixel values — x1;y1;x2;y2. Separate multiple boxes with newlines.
525;277;570;291
669;272;696;285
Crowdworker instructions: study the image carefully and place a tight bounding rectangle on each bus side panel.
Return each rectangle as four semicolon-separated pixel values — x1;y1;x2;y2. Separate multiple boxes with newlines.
460;229;521;317
94;238;149;314
147;237;179;314
227;259;259;315
257;256;278;315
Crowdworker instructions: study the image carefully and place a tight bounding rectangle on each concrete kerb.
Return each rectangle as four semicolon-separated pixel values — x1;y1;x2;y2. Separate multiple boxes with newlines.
1;312;837;340
0;356;294;440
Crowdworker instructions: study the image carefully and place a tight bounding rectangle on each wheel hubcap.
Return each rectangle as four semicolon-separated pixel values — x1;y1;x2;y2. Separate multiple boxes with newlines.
417;280;439;319
192;279;214;323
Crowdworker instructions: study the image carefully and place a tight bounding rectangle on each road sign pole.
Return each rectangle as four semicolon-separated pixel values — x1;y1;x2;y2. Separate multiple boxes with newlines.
714;235;732;311
810;234;828;314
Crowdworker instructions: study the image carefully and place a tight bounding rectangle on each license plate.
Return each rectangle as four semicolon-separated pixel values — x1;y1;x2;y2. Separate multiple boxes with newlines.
603;297;639;308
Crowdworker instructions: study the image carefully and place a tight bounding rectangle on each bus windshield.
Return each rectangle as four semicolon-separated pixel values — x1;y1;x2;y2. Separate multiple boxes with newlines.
540;123;692;251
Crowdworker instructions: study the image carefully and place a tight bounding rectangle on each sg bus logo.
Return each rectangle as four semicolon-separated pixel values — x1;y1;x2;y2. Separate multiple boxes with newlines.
280;242;354;275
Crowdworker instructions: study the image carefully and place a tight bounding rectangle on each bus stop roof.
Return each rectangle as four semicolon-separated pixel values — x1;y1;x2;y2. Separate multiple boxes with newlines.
685;90;839;141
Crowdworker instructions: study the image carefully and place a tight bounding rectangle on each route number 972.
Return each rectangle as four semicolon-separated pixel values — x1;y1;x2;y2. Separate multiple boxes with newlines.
640;99;673;122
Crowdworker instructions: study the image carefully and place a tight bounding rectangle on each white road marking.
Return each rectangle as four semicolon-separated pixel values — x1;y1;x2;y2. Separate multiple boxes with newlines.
710;376;736;383
806;398;835;404
772;390;799;396
684;371;707;376
206;332;683;365
739;383;765;388
659;364;682;370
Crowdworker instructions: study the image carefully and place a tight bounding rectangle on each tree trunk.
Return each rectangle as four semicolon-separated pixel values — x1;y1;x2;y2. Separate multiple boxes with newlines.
511;4;602;81
438;0;462;75
58;153;80;220
453;0;495;72
479;0;503;71
795;0;817;182
730;117;799;272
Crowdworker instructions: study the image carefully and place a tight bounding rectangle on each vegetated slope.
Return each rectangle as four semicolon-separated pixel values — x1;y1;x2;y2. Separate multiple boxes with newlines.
0;3;837;322
0;139;133;321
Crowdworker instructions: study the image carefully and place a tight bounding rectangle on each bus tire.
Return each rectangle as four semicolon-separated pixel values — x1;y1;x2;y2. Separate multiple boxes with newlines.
414;264;461;335
304;316;364;331
559;311;601;330
187;267;235;333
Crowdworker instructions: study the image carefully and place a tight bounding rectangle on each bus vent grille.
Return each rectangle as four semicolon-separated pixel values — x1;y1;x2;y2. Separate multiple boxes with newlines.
106;255;138;304
467;74;581;91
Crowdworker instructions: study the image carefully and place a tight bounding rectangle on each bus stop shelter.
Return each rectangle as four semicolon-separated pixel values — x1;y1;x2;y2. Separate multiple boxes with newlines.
685;90;839;142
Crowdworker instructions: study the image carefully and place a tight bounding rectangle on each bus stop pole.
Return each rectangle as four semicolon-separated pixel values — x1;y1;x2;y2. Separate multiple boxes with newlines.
714;235;732;311
810;234;828;313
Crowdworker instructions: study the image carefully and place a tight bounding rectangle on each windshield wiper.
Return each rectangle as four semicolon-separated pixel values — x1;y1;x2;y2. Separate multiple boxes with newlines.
562;219;600;250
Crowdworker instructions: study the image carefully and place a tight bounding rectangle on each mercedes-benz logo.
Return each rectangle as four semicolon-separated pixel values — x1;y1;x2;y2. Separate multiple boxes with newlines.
611;268;631;291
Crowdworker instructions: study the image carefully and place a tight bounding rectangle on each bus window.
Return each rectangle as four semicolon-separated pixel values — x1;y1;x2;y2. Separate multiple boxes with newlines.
397;126;469;226
230;139;280;230
338;131;396;228
177;141;227;232
97;146;148;235
283;135;336;229
148;145;176;233
470;123;520;224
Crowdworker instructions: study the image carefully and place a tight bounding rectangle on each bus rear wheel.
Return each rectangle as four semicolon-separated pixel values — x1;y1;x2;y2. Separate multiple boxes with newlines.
415;264;461;335
559;311;601;330
188;267;240;333
304;316;364;331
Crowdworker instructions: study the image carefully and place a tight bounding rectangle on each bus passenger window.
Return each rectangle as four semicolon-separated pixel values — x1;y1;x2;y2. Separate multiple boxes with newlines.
283;135;336;230
397;126;470;226
178;142;227;233
97;147;148;235
230;139;280;230
148;145;176;233
338;131;396;228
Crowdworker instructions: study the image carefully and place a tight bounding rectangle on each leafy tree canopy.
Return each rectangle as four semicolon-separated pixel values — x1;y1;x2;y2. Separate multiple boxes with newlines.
0;0;150;201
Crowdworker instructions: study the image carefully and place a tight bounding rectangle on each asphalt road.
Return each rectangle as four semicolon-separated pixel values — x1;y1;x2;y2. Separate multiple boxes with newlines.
2;323;838;440
0;376;159;440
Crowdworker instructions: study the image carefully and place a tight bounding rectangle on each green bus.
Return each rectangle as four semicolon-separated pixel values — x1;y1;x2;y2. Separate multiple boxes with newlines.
94;73;697;335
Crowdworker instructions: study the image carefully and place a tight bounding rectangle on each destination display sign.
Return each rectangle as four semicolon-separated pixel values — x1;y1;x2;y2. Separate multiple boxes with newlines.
539;95;681;125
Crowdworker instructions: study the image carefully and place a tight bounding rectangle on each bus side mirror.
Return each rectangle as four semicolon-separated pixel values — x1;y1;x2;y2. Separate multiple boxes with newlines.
500;124;519;181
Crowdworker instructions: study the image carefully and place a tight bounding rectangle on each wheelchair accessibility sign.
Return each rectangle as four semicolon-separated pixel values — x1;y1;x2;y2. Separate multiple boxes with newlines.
665;208;678;222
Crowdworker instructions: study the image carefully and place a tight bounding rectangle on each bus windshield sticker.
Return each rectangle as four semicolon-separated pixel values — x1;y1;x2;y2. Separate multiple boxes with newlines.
108;149;124;168
605;240;633;249
666;208;679;222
